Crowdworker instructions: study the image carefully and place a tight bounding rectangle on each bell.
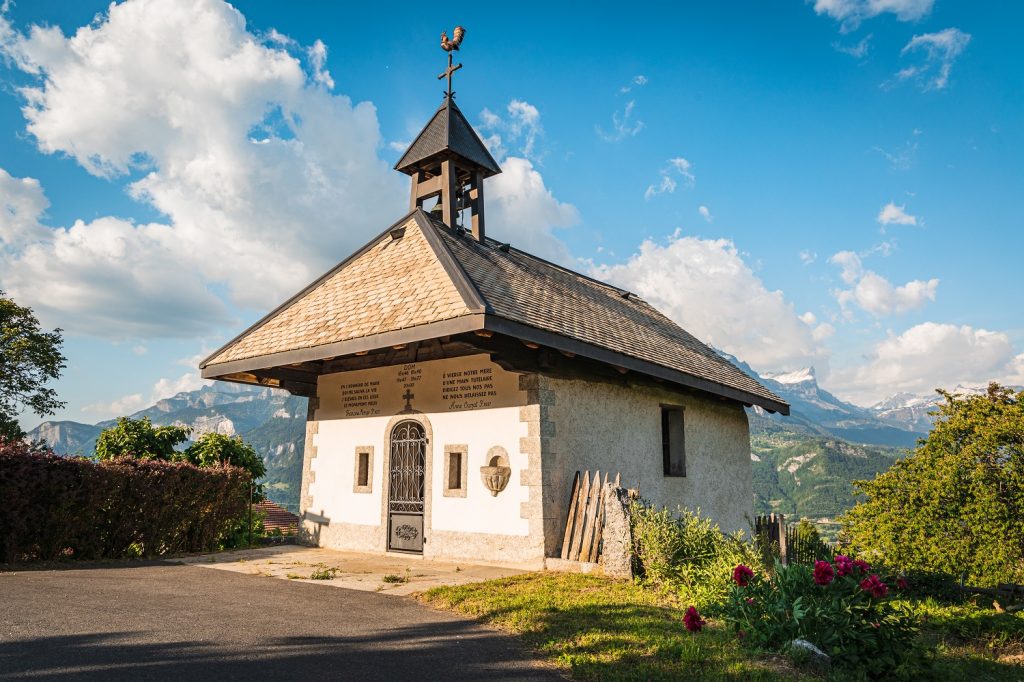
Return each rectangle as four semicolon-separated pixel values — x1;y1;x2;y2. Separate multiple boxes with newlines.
429;201;444;219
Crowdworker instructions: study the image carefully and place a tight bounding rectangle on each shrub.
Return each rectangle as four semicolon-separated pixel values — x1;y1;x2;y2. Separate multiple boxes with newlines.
0;438;250;563
629;501;762;608
721;556;920;677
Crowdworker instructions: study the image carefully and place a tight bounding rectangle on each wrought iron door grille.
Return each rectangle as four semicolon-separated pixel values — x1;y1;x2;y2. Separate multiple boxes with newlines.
389;421;425;513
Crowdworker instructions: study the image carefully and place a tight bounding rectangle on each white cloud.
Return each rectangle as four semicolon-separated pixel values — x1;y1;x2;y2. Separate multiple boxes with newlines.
478;99;542;161
596;100;644;142
877;201;917;226
829;249;936;316
486;156;579;264
644;157;694;200
698;205;712;222
836;271;938;316
897;28;971;90
0;0;406;337
82;370;210;420
591;232;827;373
307;39;334;89
799;249;817;265
620;74;648;93
830;322;1022;405
812;0;934;31
832;34;872;58
0;167;49;245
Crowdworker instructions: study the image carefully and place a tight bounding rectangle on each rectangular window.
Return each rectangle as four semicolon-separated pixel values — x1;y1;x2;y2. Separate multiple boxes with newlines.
443;445;468;497
661;406;686;477
353;446;373;493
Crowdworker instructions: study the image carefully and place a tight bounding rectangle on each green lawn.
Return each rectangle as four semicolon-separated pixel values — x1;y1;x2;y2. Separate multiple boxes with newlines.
422;573;809;681
421;573;1024;681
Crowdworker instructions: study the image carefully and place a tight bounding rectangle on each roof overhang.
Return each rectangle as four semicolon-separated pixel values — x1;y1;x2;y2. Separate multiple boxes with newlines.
201;312;789;415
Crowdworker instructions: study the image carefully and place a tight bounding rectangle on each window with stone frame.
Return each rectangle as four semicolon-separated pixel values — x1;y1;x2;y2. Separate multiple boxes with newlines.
353;446;373;493
443;444;468;497
661;406;686;477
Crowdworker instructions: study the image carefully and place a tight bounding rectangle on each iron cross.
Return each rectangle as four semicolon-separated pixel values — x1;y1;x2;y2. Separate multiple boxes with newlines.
402;388;415;411
438;52;462;99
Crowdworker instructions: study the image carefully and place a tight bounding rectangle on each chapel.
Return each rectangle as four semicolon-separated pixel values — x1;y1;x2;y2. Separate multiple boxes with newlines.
200;33;788;567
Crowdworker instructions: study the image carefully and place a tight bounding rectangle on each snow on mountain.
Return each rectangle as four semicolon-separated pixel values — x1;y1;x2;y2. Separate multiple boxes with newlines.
762;367;817;385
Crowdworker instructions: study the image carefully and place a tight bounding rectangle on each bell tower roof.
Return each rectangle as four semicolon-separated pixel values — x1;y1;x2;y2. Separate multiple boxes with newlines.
394;96;501;178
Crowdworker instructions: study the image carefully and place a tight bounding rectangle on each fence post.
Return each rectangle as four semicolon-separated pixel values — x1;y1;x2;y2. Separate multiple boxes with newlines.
248;478;253;547
777;514;788;566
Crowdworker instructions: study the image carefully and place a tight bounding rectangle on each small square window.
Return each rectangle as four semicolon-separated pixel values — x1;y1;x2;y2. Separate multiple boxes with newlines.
661;406;686;477
353;446;373;493
443;445;468;497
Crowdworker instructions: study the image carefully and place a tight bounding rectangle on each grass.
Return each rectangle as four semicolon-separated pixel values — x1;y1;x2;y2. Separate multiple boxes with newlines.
422;573;807;681
422;573;1024;681
382;573;408;584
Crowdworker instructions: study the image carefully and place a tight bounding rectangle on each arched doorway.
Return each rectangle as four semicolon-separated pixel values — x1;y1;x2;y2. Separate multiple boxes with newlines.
387;420;426;553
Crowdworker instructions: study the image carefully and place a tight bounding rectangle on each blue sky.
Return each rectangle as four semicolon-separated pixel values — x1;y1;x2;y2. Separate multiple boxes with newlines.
1;0;1022;428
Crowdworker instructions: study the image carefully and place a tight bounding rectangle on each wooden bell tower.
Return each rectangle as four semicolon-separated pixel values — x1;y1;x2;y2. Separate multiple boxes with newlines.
393;28;501;241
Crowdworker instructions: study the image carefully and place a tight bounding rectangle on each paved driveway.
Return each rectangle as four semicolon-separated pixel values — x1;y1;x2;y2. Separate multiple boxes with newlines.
0;563;561;681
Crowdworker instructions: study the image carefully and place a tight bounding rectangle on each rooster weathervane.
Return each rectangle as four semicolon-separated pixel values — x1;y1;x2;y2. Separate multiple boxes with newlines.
438;26;465;99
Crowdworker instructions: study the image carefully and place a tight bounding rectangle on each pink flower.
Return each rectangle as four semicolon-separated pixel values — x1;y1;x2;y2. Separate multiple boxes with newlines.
896;577;909;591
745;597;755;605
834;555;854;577
860;574;889;598
853;559;871;573
813;560;835;586
683;606;706;633
732;564;755;587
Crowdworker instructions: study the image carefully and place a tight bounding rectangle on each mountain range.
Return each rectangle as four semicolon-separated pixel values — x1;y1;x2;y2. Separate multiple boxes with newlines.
27;358;977;521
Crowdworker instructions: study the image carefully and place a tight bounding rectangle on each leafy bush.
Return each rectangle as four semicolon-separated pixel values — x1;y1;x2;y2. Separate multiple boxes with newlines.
842;384;1024;587
629;501;762;608
721;556;921;677
0;438;250;563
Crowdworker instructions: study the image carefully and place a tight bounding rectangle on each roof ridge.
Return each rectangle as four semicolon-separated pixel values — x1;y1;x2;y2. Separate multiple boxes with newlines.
413;210;489;314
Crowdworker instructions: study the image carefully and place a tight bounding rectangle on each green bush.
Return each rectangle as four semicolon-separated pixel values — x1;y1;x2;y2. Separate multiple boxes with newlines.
721;556;921;677
629;501;762;608
0;437;250;563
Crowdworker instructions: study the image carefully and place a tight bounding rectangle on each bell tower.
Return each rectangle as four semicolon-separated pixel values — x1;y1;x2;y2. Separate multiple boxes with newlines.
394;26;501;241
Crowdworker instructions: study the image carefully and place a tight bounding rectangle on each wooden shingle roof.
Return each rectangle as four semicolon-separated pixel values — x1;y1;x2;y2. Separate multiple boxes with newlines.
393;98;501;177
201;210;788;414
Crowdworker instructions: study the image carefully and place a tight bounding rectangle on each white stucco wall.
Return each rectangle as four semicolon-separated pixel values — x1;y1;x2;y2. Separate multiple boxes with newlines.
304;354;539;564
542;376;753;537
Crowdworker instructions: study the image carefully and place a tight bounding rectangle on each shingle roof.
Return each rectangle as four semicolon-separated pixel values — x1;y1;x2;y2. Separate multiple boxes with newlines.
394;97;502;177
429;217;787;413
201;210;787;413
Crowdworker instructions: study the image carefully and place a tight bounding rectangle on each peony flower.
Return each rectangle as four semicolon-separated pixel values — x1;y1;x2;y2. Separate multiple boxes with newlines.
834;555;853;577
896;576;909;591
683;606;706;633
732;564;755;587
860;574;889;598
813;560;835;586
853;559;871;573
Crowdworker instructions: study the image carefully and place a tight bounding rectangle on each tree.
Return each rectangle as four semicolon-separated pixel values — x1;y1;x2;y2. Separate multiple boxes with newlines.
0;291;66;440
841;383;1024;586
95;416;191;461
184;432;266;482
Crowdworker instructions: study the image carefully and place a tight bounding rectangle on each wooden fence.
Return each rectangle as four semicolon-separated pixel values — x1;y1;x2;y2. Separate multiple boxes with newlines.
754;513;835;566
560;470;620;563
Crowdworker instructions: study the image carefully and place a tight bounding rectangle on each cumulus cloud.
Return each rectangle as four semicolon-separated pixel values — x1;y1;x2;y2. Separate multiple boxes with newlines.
896;28;971;90
877;202;917;227
486;157;579;264
828;250;937;317
0;0;405;335
591;232;827;373
698;205;712;222
645;158;694;200
596;100;644;142
0;0;578;339
831;322;1022;405
812;0;934;31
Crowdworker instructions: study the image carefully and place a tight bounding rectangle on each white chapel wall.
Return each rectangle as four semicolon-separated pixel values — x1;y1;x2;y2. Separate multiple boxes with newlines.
304;354;543;564
542;376;754;537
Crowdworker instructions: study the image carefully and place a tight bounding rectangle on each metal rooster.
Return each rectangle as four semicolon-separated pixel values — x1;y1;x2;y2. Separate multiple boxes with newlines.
440;26;465;52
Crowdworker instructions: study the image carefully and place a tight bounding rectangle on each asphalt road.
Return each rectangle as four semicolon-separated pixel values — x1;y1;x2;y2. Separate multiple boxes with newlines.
0;562;561;681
